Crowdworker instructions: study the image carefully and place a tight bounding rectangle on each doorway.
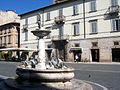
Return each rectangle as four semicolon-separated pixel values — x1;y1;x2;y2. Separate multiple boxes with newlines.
112;48;120;62
91;49;99;62
52;40;67;61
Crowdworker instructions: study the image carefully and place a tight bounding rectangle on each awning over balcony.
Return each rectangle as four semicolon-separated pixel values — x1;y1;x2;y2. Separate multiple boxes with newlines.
0;48;37;51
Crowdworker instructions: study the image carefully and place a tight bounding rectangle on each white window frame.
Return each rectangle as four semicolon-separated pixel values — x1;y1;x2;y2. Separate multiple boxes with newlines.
72;22;80;36
90;0;96;12
111;0;118;6
24;30;28;41
4;36;6;45
90;20;98;33
59;8;63;18
8;35;11;44
0;37;2;45
45;27;51;39
46;12;50;21
112;18;120;31
73;5;79;15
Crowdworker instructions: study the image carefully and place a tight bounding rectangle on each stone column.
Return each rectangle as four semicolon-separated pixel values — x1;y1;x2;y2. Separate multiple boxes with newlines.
36;38;46;69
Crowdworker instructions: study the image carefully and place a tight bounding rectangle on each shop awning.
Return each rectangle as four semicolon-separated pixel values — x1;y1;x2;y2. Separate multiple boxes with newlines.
70;47;82;51
45;48;53;51
0;48;38;51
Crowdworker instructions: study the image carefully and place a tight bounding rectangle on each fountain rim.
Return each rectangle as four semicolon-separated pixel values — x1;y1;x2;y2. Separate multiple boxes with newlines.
17;66;74;73
31;29;51;35
31;29;51;38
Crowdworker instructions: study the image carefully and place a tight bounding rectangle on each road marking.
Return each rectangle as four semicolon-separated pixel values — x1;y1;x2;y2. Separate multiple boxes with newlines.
75;69;120;73
83;80;108;90
0;75;8;79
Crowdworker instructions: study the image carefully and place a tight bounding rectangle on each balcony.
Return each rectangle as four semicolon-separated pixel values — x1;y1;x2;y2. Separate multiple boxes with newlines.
104;5;120;19
54;16;65;24
22;24;28;30
51;35;70;41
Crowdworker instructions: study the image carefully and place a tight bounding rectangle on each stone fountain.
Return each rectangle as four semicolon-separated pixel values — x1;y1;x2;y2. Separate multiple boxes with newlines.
0;28;109;90
7;28;74;90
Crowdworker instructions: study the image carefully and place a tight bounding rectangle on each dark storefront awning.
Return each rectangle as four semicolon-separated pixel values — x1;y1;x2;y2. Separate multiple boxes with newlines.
70;47;82;51
45;48;53;51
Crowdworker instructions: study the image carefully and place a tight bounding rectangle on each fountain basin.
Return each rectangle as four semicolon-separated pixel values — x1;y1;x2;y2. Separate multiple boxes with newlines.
31;29;51;38
16;67;74;82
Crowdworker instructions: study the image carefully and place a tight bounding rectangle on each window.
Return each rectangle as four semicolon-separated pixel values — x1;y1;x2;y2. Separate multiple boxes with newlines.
23;19;28;30
16;35;18;44
114;41;119;45
111;0;118;6
8;35;11;44
92;42;98;47
25;18;28;24
90;0;96;12
58;25;64;39
46;12;50;21
37;13;41;22
4;36;6;45
45;27;51;39
112;19;120;31
72;22;80;36
24;30;28;41
4;29;7;34
0;29;2;35
59;8;63;18
75;43;80;47
0;37;2;46
89;20;97;33
73;5;79;15
8;28;11;33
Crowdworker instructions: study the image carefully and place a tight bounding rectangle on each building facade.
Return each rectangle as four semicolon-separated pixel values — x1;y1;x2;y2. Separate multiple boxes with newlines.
0;10;20;60
20;0;120;62
0;10;20;49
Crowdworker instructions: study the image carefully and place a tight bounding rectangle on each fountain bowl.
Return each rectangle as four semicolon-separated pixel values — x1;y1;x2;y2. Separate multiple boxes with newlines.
16;66;74;82
31;29;51;38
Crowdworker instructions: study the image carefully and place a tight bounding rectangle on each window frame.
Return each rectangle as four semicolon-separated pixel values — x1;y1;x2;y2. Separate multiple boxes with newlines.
59;8;63;18
45;27;51;39
89;20;98;34
111;0;118;6
46;12;50;21
112;18;120;32
72;22;80;36
8;35;11;44
24;30;28;41
90;0;97;12
73;5;79;16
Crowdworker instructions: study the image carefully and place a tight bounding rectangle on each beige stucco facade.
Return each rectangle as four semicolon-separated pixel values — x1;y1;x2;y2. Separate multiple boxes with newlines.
20;0;120;62
0;10;20;49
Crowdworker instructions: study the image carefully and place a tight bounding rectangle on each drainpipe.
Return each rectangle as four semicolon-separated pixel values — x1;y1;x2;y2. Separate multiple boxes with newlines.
83;0;86;38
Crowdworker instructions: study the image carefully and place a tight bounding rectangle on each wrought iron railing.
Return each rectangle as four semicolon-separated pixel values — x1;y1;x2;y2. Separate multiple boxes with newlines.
54;16;65;24
104;5;120;18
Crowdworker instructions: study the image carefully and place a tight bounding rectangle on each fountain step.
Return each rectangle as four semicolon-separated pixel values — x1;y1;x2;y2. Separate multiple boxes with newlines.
0;78;108;90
